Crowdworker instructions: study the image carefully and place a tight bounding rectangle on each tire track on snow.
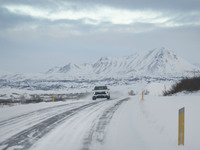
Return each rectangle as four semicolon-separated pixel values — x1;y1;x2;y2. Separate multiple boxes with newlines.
81;98;129;150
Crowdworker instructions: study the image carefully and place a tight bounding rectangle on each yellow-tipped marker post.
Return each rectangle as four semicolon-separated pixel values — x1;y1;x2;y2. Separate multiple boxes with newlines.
142;91;144;100
178;107;185;146
53;94;55;102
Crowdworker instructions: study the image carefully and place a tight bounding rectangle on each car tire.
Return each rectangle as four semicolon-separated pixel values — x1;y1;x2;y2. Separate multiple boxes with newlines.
92;97;96;100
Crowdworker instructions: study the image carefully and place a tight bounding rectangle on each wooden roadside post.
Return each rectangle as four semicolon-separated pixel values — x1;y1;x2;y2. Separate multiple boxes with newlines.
178;107;185;146
142;91;144;100
53;94;55;102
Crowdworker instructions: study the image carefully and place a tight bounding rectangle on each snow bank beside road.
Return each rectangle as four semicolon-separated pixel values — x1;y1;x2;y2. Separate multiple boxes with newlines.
144;82;173;96
105;95;200;150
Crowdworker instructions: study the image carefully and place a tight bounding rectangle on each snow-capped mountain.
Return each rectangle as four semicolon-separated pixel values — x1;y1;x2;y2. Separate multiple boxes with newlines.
0;47;200;94
47;47;199;77
47;63;94;76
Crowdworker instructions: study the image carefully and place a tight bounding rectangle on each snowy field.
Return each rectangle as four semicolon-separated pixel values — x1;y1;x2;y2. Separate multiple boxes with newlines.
0;87;200;150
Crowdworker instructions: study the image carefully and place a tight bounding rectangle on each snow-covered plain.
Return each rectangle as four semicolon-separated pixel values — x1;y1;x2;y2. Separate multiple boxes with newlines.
0;85;199;150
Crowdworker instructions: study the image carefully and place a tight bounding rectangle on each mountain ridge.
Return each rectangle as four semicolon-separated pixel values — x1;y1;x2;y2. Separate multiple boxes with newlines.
46;47;200;77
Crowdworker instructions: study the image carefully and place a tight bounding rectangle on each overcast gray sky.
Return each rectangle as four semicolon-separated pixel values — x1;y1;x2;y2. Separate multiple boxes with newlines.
0;0;200;73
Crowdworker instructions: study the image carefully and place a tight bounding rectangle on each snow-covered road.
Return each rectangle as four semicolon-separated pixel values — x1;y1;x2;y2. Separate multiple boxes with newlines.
0;97;129;150
1;94;200;150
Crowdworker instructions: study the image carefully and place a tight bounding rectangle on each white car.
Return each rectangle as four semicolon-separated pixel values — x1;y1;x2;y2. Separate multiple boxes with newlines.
92;86;110;100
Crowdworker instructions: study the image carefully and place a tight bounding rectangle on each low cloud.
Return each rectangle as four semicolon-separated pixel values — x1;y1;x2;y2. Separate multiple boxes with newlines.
0;0;200;73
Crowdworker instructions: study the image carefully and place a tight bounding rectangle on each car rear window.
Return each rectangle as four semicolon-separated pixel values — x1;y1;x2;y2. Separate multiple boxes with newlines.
94;86;107;90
